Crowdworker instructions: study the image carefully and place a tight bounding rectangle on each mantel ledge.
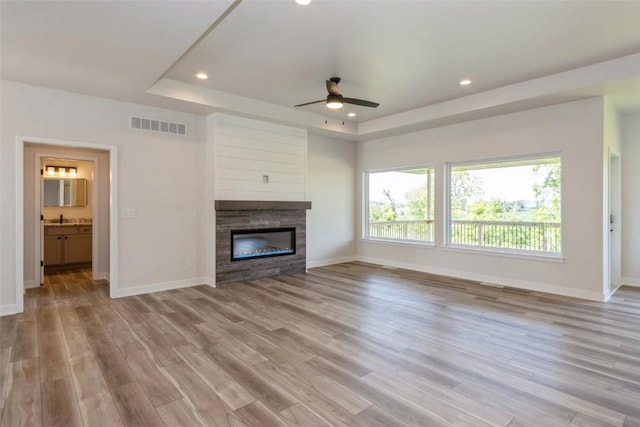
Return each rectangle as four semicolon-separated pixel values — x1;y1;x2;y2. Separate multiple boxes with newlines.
215;200;312;211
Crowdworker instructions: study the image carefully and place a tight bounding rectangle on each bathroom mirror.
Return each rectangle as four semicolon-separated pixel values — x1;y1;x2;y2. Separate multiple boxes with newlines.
43;178;87;207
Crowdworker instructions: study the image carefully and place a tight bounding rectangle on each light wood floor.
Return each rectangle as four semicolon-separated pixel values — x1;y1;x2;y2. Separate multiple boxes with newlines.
1;262;639;427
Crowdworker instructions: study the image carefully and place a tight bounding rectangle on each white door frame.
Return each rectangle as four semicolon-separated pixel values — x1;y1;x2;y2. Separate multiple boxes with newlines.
15;136;118;314
34;152;100;286
608;151;622;297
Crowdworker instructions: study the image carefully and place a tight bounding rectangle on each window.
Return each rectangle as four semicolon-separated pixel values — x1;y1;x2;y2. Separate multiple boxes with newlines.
365;166;434;243
448;154;561;254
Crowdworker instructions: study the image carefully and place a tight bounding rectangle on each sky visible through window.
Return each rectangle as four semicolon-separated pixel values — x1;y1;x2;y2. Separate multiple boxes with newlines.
369;165;551;204
369;171;426;204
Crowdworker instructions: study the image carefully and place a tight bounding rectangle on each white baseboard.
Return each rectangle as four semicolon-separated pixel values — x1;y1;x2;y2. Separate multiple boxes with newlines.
356;255;607;302
111;276;211;299
201;276;215;288
94;271;109;281
622;277;640;287
0;304;18;317
24;279;39;289
307;256;356;269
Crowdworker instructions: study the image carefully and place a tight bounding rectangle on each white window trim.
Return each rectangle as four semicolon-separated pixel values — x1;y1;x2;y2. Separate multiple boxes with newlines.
445;152;563;256
364;164;435;244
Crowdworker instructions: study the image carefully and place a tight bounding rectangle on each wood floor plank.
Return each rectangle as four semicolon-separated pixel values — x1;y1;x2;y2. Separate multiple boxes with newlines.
128;321;182;367
5;265;640;427
41;376;83;427
311;374;373;415
69;359;124;427
122;348;181;408
235;400;288;427
10;318;38;362
0;347;12;406
85;335;136;389
110;381;164;427
91;302;136;346
1;358;42;427
306;354;463;427
0;316;17;349
155;398;205;427
205;343;298;413
160;360;242;427
173;344;256;410
38;331;69;383
279;403;332;427
59;322;93;366
253;360;372;427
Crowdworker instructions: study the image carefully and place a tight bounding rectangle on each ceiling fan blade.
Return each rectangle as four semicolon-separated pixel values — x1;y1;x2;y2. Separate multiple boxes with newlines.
326;80;340;96
294;100;324;107
343;98;380;108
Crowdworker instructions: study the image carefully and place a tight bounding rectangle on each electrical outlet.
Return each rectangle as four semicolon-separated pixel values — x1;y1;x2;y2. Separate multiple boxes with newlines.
501;258;509;269
186;259;193;269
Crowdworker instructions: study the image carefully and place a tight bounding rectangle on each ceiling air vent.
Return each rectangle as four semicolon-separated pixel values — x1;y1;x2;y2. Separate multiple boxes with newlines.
131;116;187;136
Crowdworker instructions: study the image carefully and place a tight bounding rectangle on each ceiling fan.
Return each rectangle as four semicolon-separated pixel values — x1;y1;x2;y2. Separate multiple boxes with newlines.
294;77;379;109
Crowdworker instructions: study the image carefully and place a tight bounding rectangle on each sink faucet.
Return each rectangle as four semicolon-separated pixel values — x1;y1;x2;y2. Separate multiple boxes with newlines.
59;214;63;224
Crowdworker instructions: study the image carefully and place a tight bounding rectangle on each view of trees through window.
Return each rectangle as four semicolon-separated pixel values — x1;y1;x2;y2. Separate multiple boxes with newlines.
365;155;561;254
367;167;434;242
449;155;561;253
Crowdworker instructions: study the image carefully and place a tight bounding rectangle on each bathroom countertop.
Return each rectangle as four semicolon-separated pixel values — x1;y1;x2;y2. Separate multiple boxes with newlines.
44;221;92;227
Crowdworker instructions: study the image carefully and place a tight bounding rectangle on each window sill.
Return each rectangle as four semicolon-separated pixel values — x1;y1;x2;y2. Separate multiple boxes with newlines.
443;244;565;263
361;237;436;249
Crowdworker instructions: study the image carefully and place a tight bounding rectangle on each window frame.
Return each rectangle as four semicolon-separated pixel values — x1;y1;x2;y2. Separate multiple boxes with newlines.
445;152;563;258
363;164;436;245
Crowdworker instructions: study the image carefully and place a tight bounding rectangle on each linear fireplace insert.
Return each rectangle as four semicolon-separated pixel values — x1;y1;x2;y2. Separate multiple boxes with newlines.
231;227;296;261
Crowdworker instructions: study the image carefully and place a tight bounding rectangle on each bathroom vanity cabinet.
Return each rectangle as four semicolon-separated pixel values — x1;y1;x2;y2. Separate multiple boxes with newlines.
44;225;92;268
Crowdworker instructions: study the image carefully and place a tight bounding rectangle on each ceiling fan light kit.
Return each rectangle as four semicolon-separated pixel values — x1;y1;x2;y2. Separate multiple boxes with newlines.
326;94;344;109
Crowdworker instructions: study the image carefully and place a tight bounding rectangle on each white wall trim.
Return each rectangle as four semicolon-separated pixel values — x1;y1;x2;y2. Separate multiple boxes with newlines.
24;280;39;289
0;305;18;316
356;255;607;302
94;272;109;281
622;277;640;287
307;256;357;269
15;136;118;314
112;277;211;299
201;276;215;287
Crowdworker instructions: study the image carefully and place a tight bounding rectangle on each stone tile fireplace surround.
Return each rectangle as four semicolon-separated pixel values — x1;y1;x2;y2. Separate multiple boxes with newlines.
215;200;312;285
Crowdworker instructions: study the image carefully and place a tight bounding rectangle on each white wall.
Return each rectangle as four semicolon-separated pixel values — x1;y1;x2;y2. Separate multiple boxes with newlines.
1;80;206;314
307;134;357;267
621;111;640;286
357;98;607;301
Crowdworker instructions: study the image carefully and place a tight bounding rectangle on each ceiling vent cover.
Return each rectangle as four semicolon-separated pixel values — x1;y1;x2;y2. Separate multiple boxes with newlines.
131;116;187;136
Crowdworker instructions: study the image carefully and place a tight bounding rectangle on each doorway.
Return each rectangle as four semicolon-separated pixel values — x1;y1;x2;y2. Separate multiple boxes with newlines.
39;156;96;288
16;137;118;314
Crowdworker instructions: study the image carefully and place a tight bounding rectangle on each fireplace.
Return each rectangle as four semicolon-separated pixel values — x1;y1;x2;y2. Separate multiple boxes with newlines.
231;227;295;261
215;200;311;284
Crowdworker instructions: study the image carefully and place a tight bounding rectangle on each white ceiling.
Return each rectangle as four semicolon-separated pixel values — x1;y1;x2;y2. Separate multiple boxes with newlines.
2;0;640;139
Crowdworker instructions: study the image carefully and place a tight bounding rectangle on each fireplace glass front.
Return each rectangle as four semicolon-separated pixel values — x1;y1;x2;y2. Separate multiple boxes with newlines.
231;227;296;261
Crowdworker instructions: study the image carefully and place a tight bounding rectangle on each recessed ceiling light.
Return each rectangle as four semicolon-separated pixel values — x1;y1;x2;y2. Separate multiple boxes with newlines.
295;0;311;5
196;73;208;80
348;112;356;117
459;79;472;86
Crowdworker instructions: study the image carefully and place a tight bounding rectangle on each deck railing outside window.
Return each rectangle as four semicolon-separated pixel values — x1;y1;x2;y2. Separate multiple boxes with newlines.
368;220;434;241
369;220;561;252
